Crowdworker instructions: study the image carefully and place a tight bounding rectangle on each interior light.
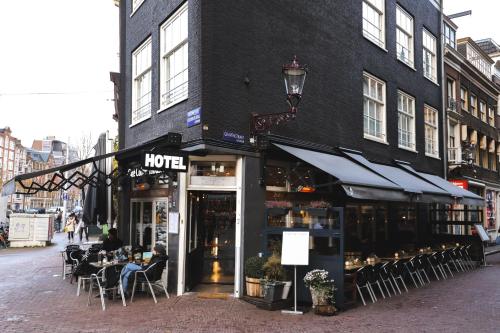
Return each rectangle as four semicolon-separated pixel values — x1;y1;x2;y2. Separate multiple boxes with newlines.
298;186;315;193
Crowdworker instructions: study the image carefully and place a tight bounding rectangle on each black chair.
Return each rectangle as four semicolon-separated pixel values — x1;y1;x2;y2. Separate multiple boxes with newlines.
443;249;461;273
62;245;81;280
366;265;386;300
459;245;474;270
131;260;169;304
451;247;466;272
404;256;423;288
414;255;431;284
437;251;454;278
389;260;408;293
355;266;376;306
377;261;397;297
427;252;445;280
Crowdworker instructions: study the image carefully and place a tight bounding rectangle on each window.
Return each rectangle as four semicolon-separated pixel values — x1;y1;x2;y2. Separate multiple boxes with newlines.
0;137;3;147
479;101;486;122
444;23;456;49
488;106;495;126
8;161;13;171
362;0;385;48
466;44;492;78
363;73;386;141
448;121;458;163
490;152;497;171
424;105;439;157
470;94;477;117
446;78;456;111
160;2;188;110
397;91;415;150
460;87;468;111
422;29;437;82
396;6;413;66
132;0;145;13
131;37;152;125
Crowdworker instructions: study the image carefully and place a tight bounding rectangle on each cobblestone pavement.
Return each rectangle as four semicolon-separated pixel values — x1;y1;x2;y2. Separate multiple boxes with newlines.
1;233;499;333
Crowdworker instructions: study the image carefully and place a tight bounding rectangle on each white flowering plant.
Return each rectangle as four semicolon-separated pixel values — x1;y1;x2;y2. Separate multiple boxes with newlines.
303;269;336;304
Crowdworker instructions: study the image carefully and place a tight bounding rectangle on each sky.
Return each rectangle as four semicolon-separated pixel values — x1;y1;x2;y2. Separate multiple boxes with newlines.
0;0;119;149
443;0;500;41
0;0;498;151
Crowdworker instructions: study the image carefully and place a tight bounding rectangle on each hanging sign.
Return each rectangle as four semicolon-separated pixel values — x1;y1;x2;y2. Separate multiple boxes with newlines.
449;179;468;190
141;151;188;172
187;107;201;127
281;231;310;266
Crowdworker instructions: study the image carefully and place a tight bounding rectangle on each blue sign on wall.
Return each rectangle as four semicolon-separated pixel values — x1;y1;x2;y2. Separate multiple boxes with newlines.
187;107;201;127
223;131;245;144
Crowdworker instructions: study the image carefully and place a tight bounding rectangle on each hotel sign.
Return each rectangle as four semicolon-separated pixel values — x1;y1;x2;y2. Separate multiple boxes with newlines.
141;151;188;173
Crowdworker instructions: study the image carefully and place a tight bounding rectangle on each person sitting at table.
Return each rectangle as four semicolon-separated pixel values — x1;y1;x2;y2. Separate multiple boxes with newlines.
102;228;123;252
120;243;169;297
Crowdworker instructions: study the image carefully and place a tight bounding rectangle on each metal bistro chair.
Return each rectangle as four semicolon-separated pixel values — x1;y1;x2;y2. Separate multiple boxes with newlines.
389;259;408;294
464;245;476;269
404;256;424;288
451;247;467;272
87;267;126;311
427;252;446;280
460;245;474;270
377;261;397;297
437;251;454;278
414;255;431;284
443;249;461;273
131;260;169;304
61;245;81;280
355;266;377;306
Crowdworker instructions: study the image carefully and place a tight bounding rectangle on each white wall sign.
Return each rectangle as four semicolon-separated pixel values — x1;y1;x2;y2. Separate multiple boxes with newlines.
281;231;309;266
475;224;489;242
168;212;179;234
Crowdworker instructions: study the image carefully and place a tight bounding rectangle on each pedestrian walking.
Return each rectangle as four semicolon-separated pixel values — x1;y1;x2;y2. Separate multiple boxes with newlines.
55;209;63;232
65;213;76;243
77;216;89;243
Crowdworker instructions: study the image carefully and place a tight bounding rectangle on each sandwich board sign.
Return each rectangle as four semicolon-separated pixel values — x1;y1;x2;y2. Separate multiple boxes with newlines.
475;224;489;242
281;231;309;266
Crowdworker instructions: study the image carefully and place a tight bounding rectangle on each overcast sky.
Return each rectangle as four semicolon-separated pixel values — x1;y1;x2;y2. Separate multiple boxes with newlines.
0;0;119;149
0;0;498;150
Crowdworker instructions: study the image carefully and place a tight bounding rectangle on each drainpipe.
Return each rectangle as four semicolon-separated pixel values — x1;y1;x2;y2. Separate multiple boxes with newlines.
440;1;447;179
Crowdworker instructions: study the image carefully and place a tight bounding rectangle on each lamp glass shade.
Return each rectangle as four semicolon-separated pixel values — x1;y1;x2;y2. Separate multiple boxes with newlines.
283;68;306;95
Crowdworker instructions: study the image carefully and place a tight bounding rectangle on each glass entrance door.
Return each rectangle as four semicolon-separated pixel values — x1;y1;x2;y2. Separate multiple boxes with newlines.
130;199;169;251
186;191;236;291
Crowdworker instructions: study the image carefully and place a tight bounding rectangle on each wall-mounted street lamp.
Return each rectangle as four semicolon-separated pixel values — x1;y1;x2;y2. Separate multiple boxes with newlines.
250;56;307;137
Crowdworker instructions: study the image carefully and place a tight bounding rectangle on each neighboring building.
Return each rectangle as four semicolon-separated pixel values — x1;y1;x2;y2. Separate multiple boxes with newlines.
0;127;26;211
113;0;479;308
443;17;500;241
24;149;58;209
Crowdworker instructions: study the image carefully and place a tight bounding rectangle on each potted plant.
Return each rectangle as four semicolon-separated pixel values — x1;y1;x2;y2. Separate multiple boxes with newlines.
268;240;292;300
303;269;337;315
261;254;286;302
244;256;266;297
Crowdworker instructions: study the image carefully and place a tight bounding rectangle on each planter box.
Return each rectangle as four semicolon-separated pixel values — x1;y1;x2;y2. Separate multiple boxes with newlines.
245;277;262;297
242;295;293;311
262;282;285;303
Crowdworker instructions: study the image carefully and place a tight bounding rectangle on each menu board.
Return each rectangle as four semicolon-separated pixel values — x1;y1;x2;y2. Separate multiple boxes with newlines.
281;231;309;266
475;224;490;242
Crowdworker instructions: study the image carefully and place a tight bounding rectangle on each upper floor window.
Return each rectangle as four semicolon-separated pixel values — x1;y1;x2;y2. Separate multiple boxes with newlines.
363;72;386;142
479;101;486;122
444;23;456;49
488;106;495;126
396;6;413;66
362;0;385;48
132;0;145;13
131;37;152;125
446;78;456;111
0;137;3;147
397;91;415;150
423;29;437;82
160;2;189;110
424;105;439;157
460;87;468;111
466;44;492;78
470;94;477;117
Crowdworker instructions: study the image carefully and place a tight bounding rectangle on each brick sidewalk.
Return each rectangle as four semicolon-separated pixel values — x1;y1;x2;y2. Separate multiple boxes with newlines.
1;233;499;333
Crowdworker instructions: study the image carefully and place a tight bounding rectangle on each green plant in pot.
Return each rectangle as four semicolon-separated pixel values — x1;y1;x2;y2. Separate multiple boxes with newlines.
261;254;286;302
244;256;266;297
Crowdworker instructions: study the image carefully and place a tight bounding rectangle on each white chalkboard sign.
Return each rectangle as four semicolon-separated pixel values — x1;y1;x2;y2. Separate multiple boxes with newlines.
281;231;309;266
475;224;490;242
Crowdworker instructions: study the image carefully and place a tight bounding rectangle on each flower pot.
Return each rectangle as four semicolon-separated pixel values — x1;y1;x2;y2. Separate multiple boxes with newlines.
262;281;285;302
314;304;337;316
245;276;262;297
310;288;328;308
281;281;292;299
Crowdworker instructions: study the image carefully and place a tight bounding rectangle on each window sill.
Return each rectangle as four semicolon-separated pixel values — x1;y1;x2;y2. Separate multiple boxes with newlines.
398;145;418;153
129;114;151;128
157;96;188;114
397;59;416;71
425;153;441;160
130;0;146;18
424;75;440;86
364;134;389;145
363;35;388;53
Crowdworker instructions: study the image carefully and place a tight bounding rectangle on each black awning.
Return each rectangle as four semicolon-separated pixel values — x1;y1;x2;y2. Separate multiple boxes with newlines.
1;132;183;197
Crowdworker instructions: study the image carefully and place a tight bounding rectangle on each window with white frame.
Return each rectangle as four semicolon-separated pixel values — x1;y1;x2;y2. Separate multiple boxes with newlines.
424;105;439;157
422;29;437;82
363;72;386;141
131;37;152;125
396;6;413;66
132;0;145;13
0;137;3;147
470;94;477;117
488;106;495;126
479;101;486;122
444;23;456;49
460;87;468;111
160;2;188;110
397;91;415;150
362;0;385;48
446;78;455;110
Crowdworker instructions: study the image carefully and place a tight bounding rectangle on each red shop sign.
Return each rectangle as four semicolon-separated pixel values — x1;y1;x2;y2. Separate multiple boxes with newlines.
449;179;468;190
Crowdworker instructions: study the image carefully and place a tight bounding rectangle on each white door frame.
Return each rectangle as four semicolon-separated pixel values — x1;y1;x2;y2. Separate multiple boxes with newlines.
129;197;169;249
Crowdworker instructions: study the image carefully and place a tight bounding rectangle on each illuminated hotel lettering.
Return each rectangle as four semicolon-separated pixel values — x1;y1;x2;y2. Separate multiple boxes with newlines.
142;152;187;172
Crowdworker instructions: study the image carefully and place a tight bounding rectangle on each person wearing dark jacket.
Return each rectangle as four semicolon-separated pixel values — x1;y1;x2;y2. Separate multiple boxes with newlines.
120;243;168;296
102;228;123;252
